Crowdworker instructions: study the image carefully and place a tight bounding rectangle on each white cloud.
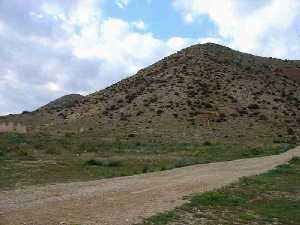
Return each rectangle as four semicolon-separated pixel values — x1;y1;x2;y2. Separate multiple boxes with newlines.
167;37;194;50
131;20;146;30
29;12;44;19
41;3;64;18
173;0;300;59
116;0;130;9
0;21;3;34
46;82;62;92
0;0;194;115
198;37;222;44
66;16;184;77
184;13;194;24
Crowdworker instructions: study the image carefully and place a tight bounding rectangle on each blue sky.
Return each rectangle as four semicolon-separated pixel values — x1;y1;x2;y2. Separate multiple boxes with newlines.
103;0;218;40
0;0;299;115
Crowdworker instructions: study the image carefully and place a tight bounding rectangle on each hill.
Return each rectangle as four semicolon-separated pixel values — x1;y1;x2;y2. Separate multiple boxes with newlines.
2;43;300;144
38;94;85;112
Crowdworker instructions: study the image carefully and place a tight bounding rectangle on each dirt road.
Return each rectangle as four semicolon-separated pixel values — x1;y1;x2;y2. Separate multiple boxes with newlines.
1;146;300;225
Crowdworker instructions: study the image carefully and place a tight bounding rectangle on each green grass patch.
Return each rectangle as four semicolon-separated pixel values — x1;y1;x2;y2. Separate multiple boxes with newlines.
256;200;300;224
189;191;246;207
141;211;178;225
0;132;296;190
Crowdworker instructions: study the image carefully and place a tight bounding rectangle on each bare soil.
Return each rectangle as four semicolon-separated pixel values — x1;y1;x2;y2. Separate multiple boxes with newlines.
1;146;299;225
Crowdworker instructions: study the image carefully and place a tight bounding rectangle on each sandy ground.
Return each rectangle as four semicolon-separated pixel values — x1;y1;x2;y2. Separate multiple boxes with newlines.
1;146;300;225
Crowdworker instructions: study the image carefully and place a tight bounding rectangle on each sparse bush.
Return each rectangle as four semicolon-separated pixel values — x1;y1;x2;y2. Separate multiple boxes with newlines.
117;98;124;104
203;141;212;146
248;104;260;110
16;149;30;157
203;102;213;109
106;160;122;167
230;97;238;103
287;128;295;135
136;111;144;116
0;151;5;158
156;109;164;116
288;136;298;144
85;159;122;167
45;148;61;155
85;159;104;166
175;158;196;168
125;93;138;103
245;66;252;71
65;132;74;138
128;133;136;138
142;164;151;173
107;105;118;111
259;114;268;121
160;166;169;171
219;113;226;118
149;95;158;103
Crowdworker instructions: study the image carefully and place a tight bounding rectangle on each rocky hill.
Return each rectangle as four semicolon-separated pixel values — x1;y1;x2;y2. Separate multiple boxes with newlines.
2;43;300;144
38;94;85;112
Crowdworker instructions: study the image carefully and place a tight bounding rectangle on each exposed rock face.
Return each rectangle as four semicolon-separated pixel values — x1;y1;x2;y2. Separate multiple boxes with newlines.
0;122;27;133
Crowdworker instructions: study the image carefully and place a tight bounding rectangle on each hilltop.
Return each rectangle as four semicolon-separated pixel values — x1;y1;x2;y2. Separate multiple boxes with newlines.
2;43;300;144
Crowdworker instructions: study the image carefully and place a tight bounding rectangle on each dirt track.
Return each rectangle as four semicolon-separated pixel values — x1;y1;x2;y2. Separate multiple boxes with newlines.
1;146;300;225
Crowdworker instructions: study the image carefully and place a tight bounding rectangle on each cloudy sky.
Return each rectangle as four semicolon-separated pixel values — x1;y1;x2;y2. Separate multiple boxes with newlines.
0;0;300;115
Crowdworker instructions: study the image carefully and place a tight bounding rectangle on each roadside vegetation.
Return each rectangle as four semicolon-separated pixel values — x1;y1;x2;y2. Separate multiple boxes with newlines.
140;157;300;225
0;132;295;190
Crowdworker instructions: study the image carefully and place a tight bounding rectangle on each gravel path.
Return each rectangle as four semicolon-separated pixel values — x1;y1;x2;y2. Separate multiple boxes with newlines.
1;146;299;225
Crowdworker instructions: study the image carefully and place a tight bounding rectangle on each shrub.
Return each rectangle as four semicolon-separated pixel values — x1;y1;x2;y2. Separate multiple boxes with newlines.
117;98;124;104
259;114;268;121
175;158;196;168
248;104;260;110
160;166;168;171
288;136;298;144
0;151;5;158
45;148;61;155
287;128;295;135
156;109;164;116
85;159;122;167
136;111;144;116
106;160;122;167
203;141;212;146
128;133;136;138
85;159;104;166
107;105;118;111
203;102;213;109
17;149;30;157
245;66;252;71
142;164;151;173
65;132;74;138
125;93;138;103
149;95;158;103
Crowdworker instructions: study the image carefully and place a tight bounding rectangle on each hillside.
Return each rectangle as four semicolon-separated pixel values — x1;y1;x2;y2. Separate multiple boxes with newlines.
2;43;300;144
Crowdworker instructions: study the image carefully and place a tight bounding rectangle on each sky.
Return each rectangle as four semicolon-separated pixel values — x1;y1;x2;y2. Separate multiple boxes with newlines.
0;0;300;115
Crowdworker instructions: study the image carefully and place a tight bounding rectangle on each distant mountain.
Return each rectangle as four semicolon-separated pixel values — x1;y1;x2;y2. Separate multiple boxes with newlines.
2;43;300;144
